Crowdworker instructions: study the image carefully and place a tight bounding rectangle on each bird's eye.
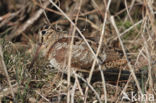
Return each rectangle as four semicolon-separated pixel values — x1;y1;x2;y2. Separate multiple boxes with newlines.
41;30;46;35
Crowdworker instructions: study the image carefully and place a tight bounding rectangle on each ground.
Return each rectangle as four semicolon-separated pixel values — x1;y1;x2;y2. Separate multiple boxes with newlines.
0;0;156;102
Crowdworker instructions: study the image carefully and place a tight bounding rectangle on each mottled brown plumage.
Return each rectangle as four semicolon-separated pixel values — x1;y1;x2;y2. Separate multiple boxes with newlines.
39;25;127;73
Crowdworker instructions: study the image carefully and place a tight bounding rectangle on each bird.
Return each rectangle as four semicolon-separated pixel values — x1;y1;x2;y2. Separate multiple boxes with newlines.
38;25;127;73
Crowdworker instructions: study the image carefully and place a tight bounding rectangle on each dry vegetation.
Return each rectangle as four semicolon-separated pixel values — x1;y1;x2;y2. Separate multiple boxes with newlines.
0;0;156;102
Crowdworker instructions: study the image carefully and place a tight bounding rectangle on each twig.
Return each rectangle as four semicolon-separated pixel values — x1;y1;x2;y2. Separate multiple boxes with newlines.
115;75;132;103
110;16;143;94
33;0;62;16
0;44;15;99
78;17;101;31
124;0;135;23
0;11;20;28
66;0;82;102
84;0;112;102
0;84;18;99
73;72;102;103
35;90;51;103
56;66;102;102
39;0;50;24
91;0;105;18
114;19;143;40
98;66;107;103
5;1;50;40
141;18;153;92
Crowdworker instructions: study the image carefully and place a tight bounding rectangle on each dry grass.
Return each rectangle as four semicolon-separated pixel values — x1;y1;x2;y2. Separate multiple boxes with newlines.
0;0;156;102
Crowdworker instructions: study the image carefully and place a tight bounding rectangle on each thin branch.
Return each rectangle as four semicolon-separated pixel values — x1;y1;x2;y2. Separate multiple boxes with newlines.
141;17;153;92
73;72;102;103
84;0;112;102
0;84;18;99
110;16;143;94
0;44;15;99
6;1;50;40
66;0;82;102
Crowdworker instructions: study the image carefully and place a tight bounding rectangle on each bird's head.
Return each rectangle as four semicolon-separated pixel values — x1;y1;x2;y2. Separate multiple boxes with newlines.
38;25;60;57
